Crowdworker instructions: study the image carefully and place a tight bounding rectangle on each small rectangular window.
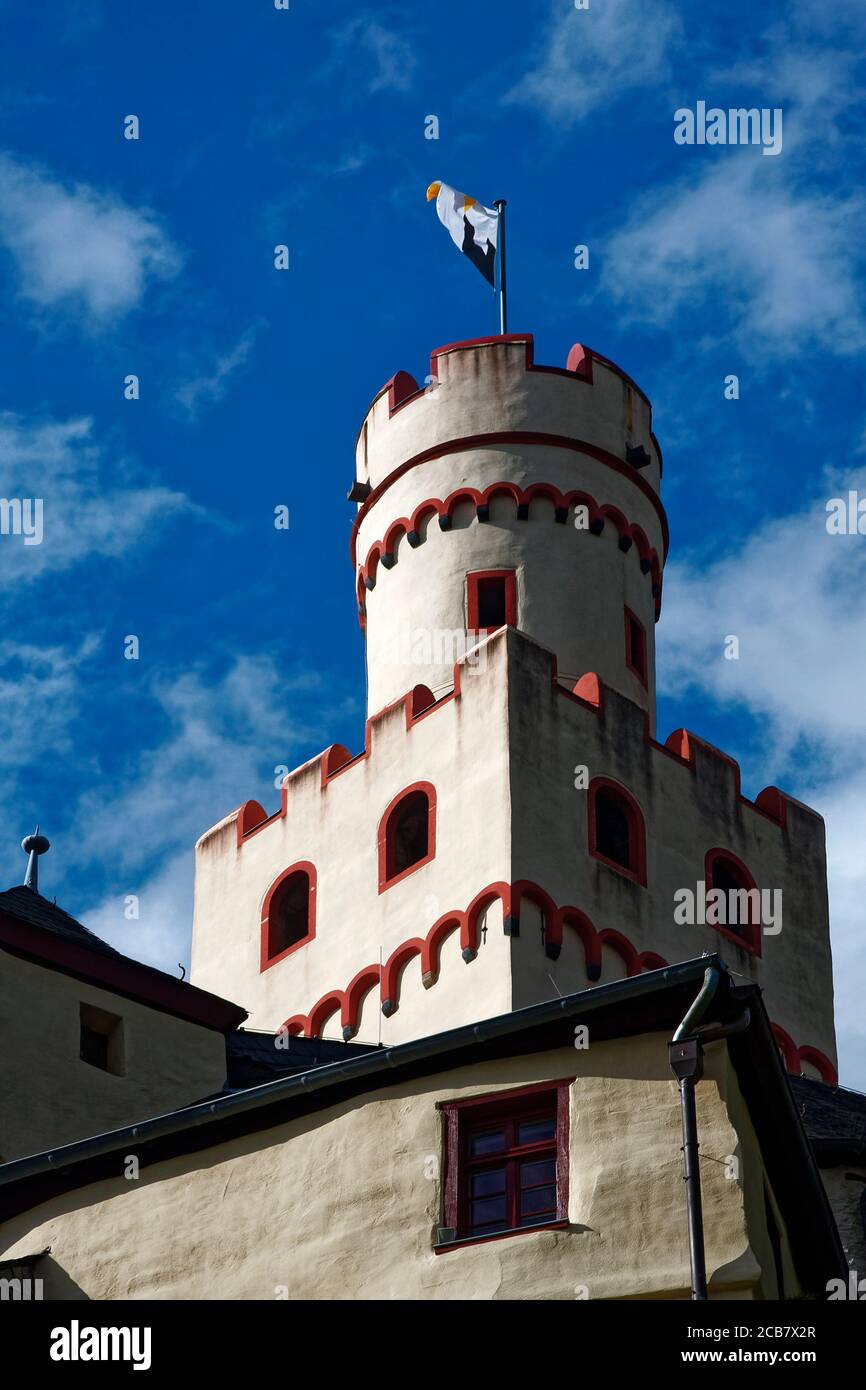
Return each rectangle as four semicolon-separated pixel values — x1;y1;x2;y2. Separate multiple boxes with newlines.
439;1082;569;1247
467;570;517;633
79;1003;124;1075
624;606;648;686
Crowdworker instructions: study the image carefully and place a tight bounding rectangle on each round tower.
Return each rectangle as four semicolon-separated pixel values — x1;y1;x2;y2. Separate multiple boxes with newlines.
350;335;666;732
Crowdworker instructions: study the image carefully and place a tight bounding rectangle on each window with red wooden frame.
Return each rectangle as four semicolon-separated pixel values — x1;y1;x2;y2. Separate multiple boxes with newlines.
624;605;648;687
467;569;517;633
588;777;647;885
704;848;762;955
438;1082;570;1247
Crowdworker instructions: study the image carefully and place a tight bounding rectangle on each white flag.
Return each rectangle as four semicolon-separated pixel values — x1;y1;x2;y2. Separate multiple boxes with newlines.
426;181;498;286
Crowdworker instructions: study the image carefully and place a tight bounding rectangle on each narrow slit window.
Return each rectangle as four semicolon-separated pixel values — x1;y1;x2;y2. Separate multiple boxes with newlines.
625;606;647;686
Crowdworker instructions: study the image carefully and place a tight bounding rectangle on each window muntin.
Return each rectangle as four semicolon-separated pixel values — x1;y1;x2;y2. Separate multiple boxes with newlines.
440;1084;569;1246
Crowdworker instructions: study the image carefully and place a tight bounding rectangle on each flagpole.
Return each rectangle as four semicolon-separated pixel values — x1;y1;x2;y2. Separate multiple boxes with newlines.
494;198;507;334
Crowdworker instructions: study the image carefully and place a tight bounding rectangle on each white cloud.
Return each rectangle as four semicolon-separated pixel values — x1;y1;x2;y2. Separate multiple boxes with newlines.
505;0;680;125
599;12;866;357
0;635;99;770
75;653;353;973
657;473;866;1087
175;326;259;420
82;850;195;974
331;17;416;94
602;160;866;359
0;413;194;582
0;151;180;325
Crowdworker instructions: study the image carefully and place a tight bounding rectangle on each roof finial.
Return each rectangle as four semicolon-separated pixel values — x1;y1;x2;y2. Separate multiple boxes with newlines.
22;826;50;892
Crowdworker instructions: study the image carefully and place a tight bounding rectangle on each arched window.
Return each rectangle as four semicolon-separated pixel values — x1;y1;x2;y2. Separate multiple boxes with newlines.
260;862;316;971
588;778;646;885
704;849;761;954
378;782;436;892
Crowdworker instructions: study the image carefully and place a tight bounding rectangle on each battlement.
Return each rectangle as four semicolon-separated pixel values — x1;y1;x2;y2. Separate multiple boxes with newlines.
198;630;818;865
351;335;663;504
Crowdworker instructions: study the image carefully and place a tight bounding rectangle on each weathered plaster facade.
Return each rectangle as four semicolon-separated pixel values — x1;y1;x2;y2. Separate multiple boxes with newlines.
0;1036;799;1301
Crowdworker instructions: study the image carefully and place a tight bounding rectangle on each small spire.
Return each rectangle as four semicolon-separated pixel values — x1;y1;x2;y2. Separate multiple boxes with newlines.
22;826;50;892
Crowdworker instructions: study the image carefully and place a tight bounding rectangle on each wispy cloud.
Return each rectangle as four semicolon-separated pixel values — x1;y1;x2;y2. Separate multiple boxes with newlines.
76;653;355;970
505;0;681;126
598;10;866;357
601;161;866;359
331;17;416;94
175;325;261;420
0;151;180;326
0;413;194;582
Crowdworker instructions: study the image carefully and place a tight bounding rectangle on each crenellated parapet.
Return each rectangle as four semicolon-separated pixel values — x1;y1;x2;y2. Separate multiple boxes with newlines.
351;336;668;720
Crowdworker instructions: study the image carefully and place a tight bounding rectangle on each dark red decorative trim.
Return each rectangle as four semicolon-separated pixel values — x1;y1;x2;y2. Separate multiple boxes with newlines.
357;479;664;628
624;605;648;688
771;1024;837;1086
704;848;762;957
350;435;669;569
466;569;517;632
260;861;317;972
0;910;247;1033
587;776;648;886
232;652;811;864
439;1078;570;1244
377;781;437;893
275;877;831;1082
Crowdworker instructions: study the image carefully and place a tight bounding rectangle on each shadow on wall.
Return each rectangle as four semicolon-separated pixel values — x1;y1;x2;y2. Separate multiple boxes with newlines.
0;1251;90;1301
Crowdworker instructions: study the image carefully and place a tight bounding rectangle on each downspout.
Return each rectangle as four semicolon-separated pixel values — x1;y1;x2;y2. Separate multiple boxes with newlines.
669;959;750;1301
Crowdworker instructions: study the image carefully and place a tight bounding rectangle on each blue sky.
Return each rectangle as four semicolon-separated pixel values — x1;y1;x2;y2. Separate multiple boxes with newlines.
1;1;865;1084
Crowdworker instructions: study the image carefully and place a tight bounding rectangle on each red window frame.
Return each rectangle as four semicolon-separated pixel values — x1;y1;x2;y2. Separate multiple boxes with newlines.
587;776;647;886
704;848;762;956
438;1081;570;1250
467;569;517;633
377;781;437;893
624;605;648;688
260;861;316;972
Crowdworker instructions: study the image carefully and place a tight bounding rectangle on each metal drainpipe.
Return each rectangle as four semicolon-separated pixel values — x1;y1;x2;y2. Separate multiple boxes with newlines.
668;960;727;1302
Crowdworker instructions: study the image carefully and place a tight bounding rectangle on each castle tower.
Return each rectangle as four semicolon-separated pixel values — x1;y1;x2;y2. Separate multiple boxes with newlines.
191;335;837;1088
352;336;664;729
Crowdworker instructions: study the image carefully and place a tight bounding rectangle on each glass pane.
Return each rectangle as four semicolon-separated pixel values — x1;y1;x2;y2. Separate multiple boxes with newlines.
471;1196;507;1227
469;1128;506;1157
471;1168;506;1198
520;1158;556;1188
517;1117;555;1145
520;1184;556;1216
519;1210;557;1227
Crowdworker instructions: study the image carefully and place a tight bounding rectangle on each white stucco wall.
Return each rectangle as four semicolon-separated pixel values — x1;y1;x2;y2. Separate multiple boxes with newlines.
0;1036;790;1302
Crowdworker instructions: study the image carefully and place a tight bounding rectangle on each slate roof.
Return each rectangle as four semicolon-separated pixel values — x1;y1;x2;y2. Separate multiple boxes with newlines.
792;1074;866;1164
0;885;122;959
225;1030;376;1090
